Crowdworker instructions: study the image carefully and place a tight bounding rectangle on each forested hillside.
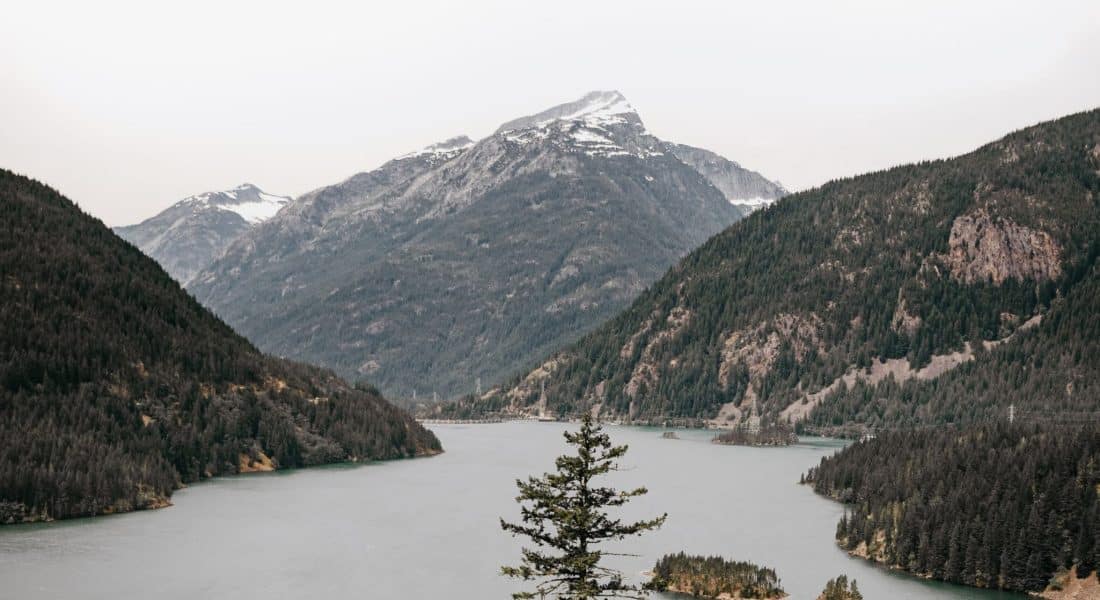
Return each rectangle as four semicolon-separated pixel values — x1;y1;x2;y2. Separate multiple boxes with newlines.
455;109;1100;429
0;170;440;524
804;423;1100;594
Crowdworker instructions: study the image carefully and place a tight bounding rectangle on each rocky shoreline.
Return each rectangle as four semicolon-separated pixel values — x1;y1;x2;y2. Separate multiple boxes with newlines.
836;534;1099;599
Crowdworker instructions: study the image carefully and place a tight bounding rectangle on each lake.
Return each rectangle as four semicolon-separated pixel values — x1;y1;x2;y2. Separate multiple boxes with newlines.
0;422;1021;599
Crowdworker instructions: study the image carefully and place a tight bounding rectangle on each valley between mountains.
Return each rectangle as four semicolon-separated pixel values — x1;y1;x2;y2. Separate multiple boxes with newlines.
182;91;785;400
4;90;1100;600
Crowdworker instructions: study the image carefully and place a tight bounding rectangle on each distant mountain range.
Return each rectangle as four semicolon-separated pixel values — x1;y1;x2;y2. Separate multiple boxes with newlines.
183;90;786;399
114;183;289;284
0;170;439;524
440;108;1100;431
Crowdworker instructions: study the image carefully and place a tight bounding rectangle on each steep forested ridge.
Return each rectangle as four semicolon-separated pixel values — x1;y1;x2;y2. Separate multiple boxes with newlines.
462;109;1100;429
0;170;440;523
804;423;1100;593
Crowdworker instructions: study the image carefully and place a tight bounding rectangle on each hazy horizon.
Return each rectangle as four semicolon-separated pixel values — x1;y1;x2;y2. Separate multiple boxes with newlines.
4;0;1099;226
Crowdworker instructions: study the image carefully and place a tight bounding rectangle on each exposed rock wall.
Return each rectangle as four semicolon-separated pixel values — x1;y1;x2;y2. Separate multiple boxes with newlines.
941;209;1061;285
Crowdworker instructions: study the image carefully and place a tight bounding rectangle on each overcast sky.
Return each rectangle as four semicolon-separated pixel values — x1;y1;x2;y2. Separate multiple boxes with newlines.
3;0;1099;226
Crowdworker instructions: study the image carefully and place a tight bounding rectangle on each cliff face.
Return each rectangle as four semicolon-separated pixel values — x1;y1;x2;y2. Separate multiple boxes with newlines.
940;208;1062;284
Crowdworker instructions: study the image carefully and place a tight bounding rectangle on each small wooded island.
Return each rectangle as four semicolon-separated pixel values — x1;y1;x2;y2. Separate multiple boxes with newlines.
712;422;797;447
645;553;786;599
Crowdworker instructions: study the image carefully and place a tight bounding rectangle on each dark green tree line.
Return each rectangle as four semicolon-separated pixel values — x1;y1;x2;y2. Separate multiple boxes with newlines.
805;423;1100;593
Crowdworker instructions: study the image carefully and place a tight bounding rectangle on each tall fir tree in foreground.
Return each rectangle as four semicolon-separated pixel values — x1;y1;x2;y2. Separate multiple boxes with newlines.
501;415;666;599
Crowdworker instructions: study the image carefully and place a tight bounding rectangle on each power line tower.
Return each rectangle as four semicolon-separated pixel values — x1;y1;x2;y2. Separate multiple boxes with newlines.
1009;403;1015;424
476;377;482;396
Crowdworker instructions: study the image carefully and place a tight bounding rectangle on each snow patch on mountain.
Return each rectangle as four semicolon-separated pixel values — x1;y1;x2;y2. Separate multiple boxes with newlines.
216;192;289;223
494;91;665;160
179;185;290;224
570;128;615;146
500;118;662;159
731;197;775;211
533;92;636;130
503;128;551;145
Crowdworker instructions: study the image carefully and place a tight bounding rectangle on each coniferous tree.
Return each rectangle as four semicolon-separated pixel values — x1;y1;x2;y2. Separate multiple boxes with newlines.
500;415;666;599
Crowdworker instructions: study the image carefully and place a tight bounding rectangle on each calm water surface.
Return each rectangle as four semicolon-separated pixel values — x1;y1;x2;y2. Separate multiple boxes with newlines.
0;423;1021;599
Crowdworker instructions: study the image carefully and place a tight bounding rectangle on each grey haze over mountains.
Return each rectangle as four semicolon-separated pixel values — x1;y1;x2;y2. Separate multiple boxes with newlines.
187;91;785;399
114;184;290;284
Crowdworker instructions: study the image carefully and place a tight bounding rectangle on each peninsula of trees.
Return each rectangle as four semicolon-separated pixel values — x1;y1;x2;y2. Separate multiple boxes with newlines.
804;422;1100;594
712;422;797;447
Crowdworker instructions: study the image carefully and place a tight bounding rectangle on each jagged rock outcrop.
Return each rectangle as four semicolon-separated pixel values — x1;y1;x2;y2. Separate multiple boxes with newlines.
939;208;1062;284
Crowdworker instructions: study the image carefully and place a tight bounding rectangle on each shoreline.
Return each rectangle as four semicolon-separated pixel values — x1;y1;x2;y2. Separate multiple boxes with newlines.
662;581;788;599
421;414;866;441
0;447;443;527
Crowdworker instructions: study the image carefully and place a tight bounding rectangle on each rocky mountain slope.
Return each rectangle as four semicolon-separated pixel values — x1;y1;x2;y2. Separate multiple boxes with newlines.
114;183;289;284
450;108;1100;429
189;91;784;399
0;170;439;524
668;143;787;212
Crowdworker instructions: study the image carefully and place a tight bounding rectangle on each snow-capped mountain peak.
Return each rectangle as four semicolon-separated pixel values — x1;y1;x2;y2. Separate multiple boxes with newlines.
115;184;291;284
492;91;661;159
178;184;290;224
494;90;643;134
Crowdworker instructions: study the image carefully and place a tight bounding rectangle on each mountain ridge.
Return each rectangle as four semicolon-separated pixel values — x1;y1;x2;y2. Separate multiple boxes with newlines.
188;91;786;399
114;183;289;284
